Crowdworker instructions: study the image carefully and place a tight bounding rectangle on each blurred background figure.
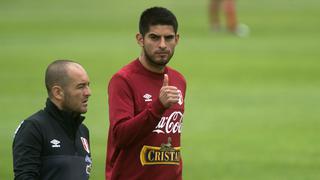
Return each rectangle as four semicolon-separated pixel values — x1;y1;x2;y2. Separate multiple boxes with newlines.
209;0;249;37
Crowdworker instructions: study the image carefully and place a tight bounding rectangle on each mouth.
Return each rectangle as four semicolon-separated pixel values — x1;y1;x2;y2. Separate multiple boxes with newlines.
156;53;169;59
157;53;168;57
155;51;170;55
82;99;89;106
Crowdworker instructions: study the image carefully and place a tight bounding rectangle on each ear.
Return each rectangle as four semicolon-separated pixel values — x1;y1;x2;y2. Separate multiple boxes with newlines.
175;33;180;45
136;33;144;47
51;85;64;101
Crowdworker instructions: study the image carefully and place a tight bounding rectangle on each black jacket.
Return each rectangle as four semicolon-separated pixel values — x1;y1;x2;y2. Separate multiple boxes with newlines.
13;99;91;180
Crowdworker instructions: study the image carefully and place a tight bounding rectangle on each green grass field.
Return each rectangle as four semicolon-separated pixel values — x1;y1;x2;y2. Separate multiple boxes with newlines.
1;0;320;179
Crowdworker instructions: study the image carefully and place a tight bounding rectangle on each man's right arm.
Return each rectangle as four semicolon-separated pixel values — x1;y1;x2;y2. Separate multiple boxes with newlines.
108;74;167;149
12;120;42;180
108;74;180;149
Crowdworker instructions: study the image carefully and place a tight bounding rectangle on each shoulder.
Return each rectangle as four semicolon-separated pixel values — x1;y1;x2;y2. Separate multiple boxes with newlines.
14;110;54;137
27;110;53;128
13;110;48;142
16;111;46;130
112;60;139;81
108;60;139;89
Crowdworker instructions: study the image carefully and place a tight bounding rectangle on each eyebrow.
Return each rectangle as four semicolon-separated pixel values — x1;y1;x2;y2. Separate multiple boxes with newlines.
148;33;175;38
76;82;89;87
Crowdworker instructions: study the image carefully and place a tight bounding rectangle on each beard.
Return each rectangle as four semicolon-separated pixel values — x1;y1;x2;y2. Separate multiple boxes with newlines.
143;47;175;67
61;91;86;114
61;92;75;112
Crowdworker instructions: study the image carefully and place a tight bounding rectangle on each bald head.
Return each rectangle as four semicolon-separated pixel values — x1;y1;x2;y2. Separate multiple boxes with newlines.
45;60;80;97
45;60;91;113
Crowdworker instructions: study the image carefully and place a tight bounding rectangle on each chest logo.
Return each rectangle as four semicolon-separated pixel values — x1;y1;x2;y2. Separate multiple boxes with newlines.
143;93;152;102
50;139;61;148
153;111;183;134
81;137;90;154
140;137;180;166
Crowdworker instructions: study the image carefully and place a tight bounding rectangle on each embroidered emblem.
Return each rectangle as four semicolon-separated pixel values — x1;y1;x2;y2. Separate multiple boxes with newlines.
81;137;90;154
143;93;152;102
50;139;61;148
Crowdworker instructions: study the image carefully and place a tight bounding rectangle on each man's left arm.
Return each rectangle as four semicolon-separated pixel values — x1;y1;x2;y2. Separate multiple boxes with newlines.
13;120;42;180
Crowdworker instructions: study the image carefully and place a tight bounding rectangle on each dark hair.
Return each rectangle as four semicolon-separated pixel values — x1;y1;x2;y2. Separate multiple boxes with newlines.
45;60;77;97
139;7;178;36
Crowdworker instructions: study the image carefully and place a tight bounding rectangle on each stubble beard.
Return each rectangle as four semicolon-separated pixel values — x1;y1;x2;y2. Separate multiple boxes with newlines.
62;91;86;114
143;48;174;68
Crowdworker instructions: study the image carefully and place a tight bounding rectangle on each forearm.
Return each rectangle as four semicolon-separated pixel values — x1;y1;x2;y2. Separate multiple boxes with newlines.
111;98;165;148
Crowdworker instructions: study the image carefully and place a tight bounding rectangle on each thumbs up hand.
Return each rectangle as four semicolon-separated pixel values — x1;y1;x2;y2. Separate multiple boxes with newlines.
159;74;180;108
163;73;169;87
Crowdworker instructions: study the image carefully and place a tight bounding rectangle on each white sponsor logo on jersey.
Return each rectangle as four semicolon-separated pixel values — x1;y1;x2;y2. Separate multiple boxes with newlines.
153;111;183;134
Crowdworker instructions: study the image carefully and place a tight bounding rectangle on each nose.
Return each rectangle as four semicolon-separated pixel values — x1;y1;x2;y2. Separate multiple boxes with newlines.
84;86;91;97
159;37;167;49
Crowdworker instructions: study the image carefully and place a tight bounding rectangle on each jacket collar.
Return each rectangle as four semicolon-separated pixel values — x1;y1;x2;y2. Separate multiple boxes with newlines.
44;98;85;139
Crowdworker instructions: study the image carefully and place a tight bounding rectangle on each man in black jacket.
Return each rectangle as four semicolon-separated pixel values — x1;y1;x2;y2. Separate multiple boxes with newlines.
13;60;92;180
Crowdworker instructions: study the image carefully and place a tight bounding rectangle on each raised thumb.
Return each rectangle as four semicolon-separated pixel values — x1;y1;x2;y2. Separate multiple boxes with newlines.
163;74;169;86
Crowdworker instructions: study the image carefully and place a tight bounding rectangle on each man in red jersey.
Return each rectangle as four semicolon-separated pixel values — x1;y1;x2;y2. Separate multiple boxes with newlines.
105;7;186;180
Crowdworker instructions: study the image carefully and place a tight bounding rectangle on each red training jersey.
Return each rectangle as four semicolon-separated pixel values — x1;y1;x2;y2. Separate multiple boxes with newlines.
106;59;186;180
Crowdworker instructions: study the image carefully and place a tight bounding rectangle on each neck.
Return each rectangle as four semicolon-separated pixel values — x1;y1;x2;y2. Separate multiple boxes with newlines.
139;54;165;74
50;98;64;111
49;98;80;118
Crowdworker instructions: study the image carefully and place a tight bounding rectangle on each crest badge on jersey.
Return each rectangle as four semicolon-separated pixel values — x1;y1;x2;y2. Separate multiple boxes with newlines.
81;137;90;154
